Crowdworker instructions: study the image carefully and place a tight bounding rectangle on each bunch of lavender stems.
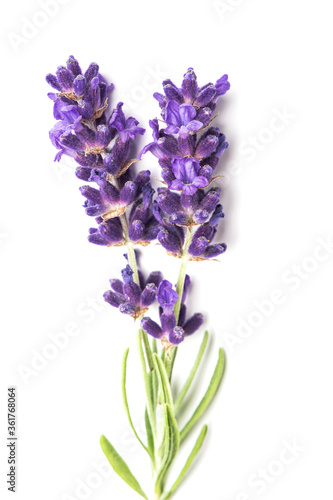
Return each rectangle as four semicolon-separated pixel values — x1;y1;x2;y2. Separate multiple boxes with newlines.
46;56;230;500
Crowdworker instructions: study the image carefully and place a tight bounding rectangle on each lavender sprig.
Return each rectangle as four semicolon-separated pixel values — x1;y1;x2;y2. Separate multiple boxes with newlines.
46;56;156;284
140;68;229;366
46;61;229;500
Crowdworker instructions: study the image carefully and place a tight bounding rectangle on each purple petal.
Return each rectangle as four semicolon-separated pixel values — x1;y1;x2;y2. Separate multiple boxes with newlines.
186;120;203;132
165;125;180;135
169;179;184;191
215;74;230;97
182;184;198;196
165;100;181;127
157;280;179;308
192;176;209;189
178;104;197;125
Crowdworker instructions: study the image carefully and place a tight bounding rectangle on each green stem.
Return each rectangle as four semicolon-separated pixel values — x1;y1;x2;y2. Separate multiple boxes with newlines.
119;212;140;285
173;226;192;322
137;330;157;442
107;172;140;285
166;227;193;380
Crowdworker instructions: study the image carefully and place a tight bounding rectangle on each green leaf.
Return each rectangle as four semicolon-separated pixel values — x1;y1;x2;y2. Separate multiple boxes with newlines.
152;338;158;355
174;331;209;414
121;348;149;455
141;329;154;371
153;353;173;407
154;403;180;495
161;425;208;500
100;435;148;499
165;345;178;381
180;348;225;443
137;330;157;440
145;408;155;457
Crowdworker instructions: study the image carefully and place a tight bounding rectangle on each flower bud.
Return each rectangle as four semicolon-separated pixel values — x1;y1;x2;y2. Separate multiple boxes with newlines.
140;284;158;308
84;62;99;83
73;75;86;96
195;135;219;160
120;181;137;206
141;317;163;339
169;326;185;345
66;55;81;77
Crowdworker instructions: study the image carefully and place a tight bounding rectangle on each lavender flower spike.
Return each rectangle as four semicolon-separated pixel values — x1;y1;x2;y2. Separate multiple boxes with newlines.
104;263;162;319
47;56;158;249
141;67;229;260
141;276;203;347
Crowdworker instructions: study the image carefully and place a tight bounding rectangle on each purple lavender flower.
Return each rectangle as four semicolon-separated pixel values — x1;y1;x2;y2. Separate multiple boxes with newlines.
109;102;145;143
141;276;204;347
46;56;113;120
49;103;84;161
164;101;203;137
140;68;229;260
169;157;209;195
128;184;160;244
47;57;159;248
154;68;230;114
188;205;227;260
156;280;179;313
104;264;163;319
88;218;124;246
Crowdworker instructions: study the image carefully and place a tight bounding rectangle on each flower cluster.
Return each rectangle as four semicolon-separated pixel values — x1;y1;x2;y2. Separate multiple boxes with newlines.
141;275;204;346
140;68;229;260
46;56;156;247
104;263;163;319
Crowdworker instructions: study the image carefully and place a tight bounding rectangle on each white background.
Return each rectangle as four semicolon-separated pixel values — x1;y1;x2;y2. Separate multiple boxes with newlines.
1;1;333;499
